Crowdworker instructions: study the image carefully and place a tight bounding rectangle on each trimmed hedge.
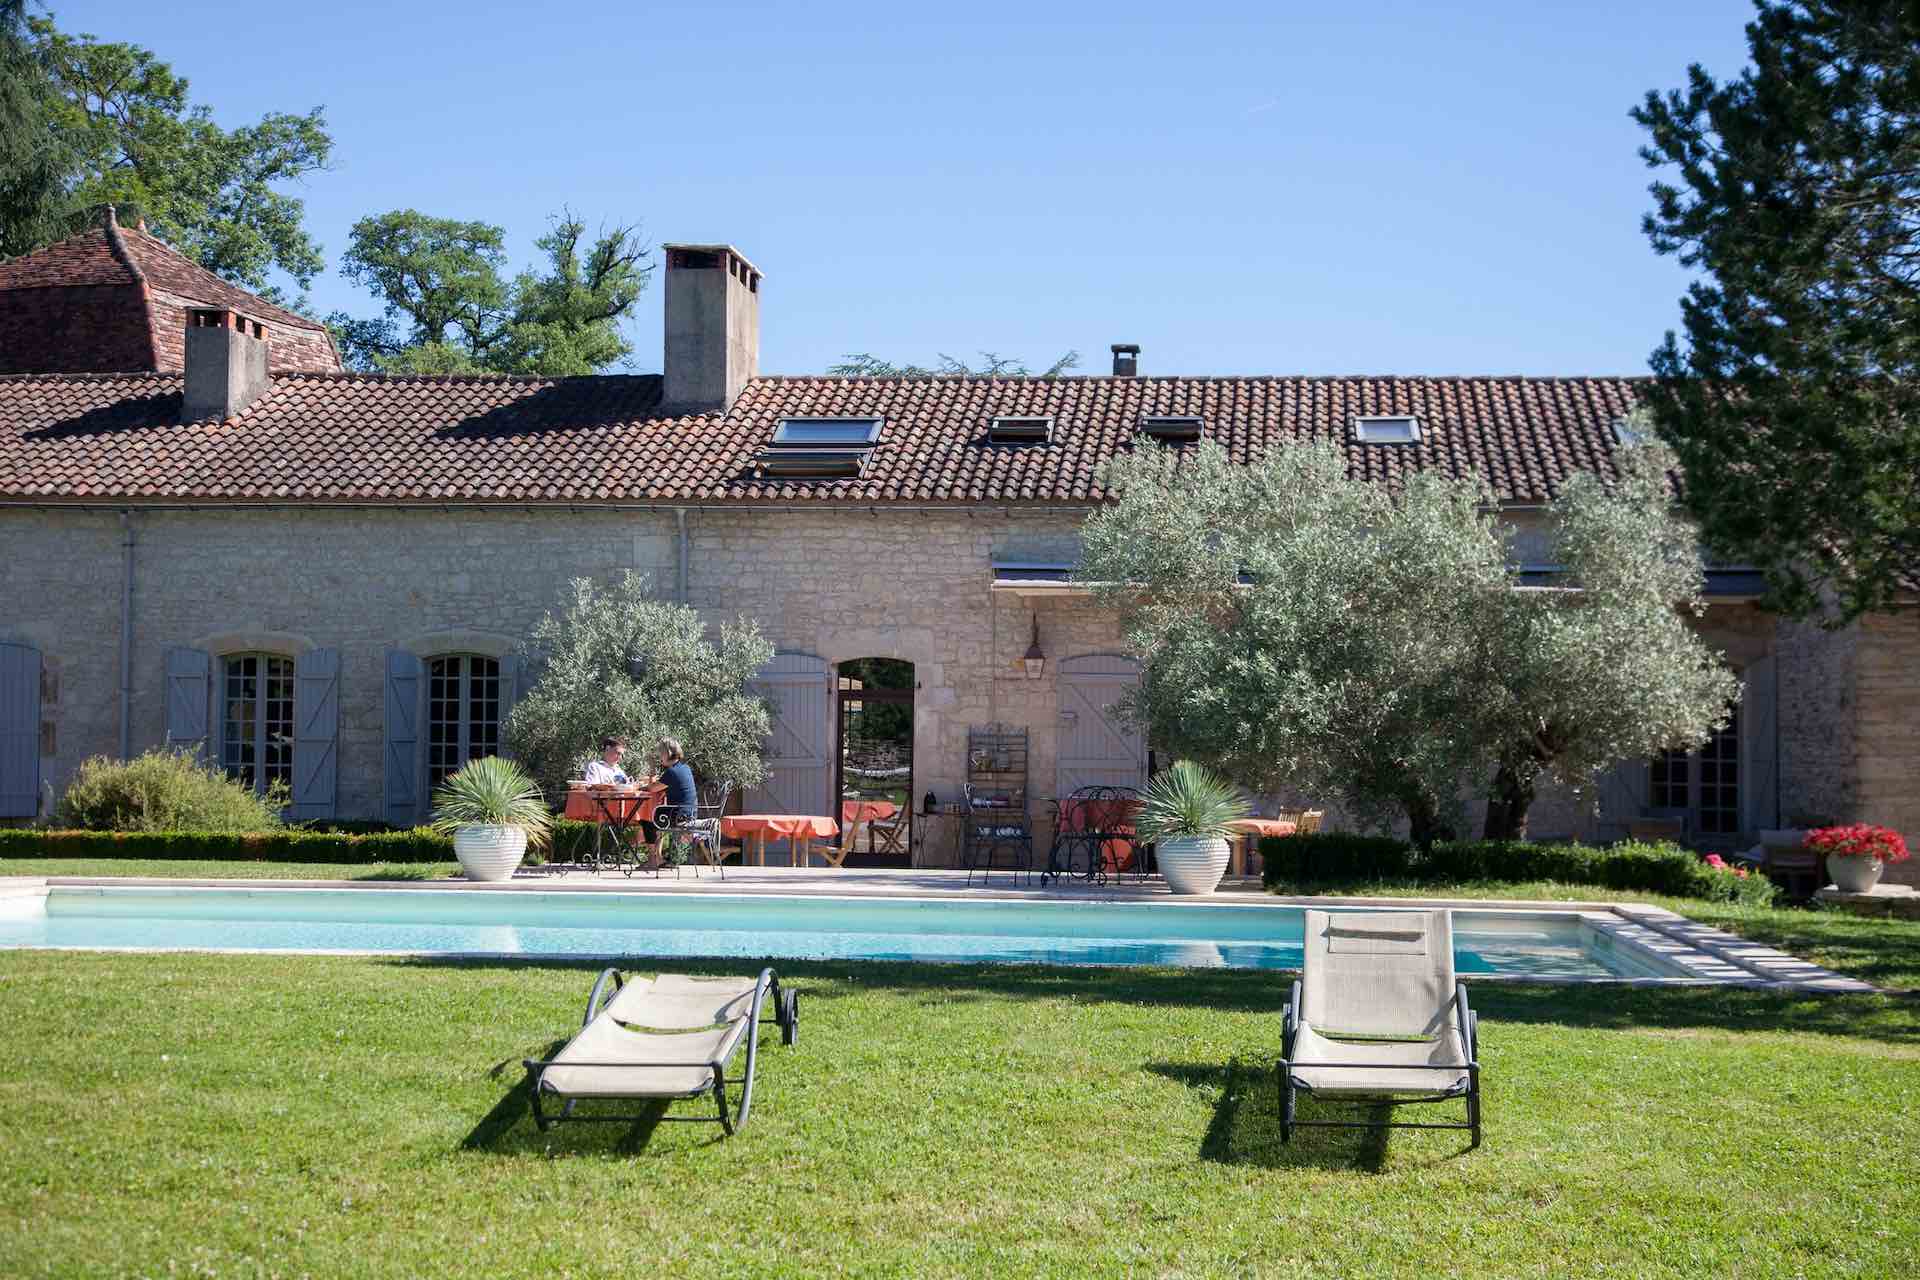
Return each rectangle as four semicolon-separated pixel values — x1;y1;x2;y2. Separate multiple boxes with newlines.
0;827;453;864
1259;832;1776;904
0;816;620;867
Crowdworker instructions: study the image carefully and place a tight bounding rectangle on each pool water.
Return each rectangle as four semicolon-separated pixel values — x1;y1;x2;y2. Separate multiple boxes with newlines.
0;887;1687;979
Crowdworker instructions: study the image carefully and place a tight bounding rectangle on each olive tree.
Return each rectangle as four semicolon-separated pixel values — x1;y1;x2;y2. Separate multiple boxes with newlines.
1480;436;1740;838
1080;439;1511;845
1081;435;1739;845
505;572;774;797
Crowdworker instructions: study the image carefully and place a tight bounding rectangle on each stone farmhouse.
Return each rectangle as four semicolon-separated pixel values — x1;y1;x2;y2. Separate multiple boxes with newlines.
0;214;1913;878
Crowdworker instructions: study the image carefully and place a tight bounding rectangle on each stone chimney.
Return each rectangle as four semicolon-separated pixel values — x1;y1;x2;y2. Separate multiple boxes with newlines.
1111;343;1140;377
662;244;761;412
182;308;271;421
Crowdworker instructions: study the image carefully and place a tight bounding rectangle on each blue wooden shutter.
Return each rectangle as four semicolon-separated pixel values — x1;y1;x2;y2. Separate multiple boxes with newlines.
164;647;211;761
1596;757;1651;843
744;653;833;821
497;653;521;760
384;650;423;826
291;648;340;821
0;642;41;818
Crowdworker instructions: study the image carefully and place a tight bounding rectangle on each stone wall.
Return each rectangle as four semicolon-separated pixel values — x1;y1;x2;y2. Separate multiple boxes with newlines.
1855;609;1920;887
6;502;1911;879
0;509;126;814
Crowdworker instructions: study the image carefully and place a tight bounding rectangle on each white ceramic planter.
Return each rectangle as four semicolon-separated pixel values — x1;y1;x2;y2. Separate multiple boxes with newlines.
1828;856;1883;894
1156;835;1231;896
453;825;527;882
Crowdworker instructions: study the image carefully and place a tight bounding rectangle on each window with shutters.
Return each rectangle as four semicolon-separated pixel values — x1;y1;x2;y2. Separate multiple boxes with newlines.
221;653;294;794
427;654;501;788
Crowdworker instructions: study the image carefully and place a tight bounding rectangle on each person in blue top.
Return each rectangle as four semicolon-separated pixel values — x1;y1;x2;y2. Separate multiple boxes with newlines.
654;737;697;820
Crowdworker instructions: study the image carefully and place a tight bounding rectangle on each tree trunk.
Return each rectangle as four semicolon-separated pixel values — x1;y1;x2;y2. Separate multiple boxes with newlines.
1403;790;1455;851
1483;763;1536;841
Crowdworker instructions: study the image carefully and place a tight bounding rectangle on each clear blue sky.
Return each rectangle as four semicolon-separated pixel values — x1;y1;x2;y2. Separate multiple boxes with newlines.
60;0;1756;377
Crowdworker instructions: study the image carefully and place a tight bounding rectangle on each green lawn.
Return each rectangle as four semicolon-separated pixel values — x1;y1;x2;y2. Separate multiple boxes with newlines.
0;951;1914;1278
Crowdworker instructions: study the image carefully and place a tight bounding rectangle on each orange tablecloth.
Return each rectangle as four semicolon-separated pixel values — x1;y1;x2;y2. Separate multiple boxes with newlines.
840;799;898;825
721;813;842;868
565;784;663;823
1225;818;1297;876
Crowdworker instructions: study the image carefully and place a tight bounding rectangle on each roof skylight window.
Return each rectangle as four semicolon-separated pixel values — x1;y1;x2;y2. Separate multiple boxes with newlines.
1351;415;1421;444
1140;415;1204;441
989;416;1053;444
1611;416;1647;447
771;417;882;447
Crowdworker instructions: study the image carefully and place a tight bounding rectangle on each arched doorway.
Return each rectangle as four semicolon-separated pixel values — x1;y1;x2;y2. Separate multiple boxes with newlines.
835;657;914;867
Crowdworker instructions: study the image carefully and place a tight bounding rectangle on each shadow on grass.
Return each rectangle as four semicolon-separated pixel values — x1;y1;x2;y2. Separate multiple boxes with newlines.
1145;1060;1469;1172
460;1041;675;1157
379;956;1920;1045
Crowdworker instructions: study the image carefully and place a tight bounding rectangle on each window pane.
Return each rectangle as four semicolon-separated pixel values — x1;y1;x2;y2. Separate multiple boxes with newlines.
427;656;461;789
772;418;881;446
468;657;501;761
1698;707;1740;835
261;656;295;792
223;655;259;789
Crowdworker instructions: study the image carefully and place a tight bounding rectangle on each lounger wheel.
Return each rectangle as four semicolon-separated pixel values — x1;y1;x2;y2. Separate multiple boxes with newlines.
778;989;799;1046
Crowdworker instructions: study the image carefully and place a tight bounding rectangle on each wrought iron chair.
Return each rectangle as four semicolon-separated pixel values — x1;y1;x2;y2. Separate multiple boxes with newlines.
653;779;733;879
1046;785;1145;885
963;782;1033;886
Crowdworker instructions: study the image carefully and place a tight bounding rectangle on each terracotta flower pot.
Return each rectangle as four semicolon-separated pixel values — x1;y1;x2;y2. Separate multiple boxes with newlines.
1827;856;1883;894
453;825;528;882
1156;835;1231;896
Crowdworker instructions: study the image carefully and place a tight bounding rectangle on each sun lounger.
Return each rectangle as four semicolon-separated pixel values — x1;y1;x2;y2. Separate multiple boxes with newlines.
523;968;798;1136
1277;909;1481;1146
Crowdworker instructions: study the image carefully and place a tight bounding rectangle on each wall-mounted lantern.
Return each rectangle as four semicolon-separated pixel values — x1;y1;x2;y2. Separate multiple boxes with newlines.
1023;616;1047;680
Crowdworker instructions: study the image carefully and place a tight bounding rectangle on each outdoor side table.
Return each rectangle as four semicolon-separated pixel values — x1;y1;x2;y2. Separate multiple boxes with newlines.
1225;818;1297;877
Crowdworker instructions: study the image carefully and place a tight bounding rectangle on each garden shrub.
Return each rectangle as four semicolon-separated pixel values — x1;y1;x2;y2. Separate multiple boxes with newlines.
1260;832;1777;906
58;750;286;833
0;827;453;864
1259;833;1416;884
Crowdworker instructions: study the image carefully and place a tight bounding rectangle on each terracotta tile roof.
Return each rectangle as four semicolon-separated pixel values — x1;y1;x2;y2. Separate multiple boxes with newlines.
0;369;1643;506
0;213;341;374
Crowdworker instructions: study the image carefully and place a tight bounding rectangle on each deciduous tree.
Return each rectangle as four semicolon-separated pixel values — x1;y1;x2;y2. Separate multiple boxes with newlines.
29;15;331;293
828;351;1080;377
329;210;651;376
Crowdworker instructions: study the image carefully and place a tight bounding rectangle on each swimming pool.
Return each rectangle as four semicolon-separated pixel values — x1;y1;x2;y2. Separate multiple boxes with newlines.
0;886;1695;979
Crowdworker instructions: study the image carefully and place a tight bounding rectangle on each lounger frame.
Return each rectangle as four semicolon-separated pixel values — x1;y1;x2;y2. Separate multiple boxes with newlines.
522;966;799;1137
1276;978;1482;1147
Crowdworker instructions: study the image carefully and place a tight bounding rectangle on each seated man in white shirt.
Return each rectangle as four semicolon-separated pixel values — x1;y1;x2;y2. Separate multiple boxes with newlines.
582;736;630;786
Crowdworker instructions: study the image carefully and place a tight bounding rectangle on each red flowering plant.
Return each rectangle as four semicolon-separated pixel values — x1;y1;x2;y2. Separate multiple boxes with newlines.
1702;853;1751;879
1804;824;1910;863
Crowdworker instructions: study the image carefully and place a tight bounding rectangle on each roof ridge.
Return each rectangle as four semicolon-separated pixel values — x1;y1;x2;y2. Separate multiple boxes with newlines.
275;370;666;385
100;207;146;285
0;370;180;383
749;372;1651;384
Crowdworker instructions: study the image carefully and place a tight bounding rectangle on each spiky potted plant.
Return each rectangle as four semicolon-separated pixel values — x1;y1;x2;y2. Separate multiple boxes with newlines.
430;756;554;882
1135;760;1250;896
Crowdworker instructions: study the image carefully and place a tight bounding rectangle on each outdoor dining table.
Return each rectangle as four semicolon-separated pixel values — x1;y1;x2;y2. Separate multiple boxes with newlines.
562;784;664;873
839;798;898;854
1225;817;1297;877
720;814;842;868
